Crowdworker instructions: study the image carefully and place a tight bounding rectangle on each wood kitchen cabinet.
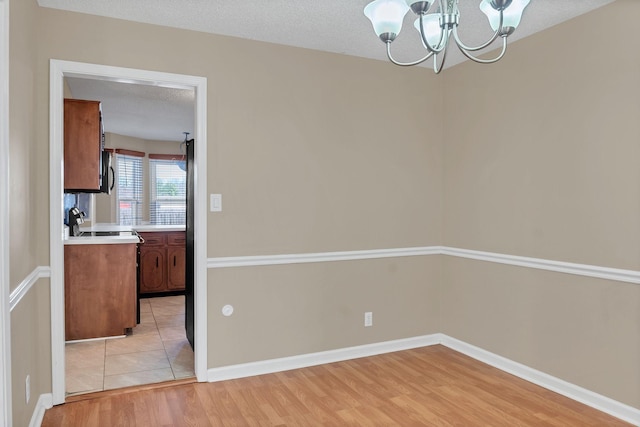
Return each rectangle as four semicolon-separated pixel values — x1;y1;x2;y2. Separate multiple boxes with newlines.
139;231;186;295
139;246;166;292
65;243;137;341
167;246;186;290
64;99;104;192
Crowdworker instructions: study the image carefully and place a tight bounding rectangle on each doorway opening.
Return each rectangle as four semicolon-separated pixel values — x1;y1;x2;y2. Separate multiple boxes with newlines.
65;295;193;395
49;60;208;405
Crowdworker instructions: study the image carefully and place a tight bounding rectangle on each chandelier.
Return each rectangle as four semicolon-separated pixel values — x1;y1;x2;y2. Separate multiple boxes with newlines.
364;0;530;73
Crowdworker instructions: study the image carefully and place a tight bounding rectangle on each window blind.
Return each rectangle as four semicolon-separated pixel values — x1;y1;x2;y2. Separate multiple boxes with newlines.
116;153;144;225
149;156;186;225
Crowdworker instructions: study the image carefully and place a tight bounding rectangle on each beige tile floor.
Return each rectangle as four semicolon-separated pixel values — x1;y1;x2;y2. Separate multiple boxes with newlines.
65;295;195;396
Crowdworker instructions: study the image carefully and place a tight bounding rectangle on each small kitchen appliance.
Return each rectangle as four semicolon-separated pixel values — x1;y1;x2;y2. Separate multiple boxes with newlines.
67;207;85;236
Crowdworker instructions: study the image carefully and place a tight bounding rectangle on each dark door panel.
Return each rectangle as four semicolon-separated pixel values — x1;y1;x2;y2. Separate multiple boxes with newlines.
185;137;195;349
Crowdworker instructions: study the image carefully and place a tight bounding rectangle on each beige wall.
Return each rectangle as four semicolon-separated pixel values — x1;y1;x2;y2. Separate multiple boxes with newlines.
9;0;53;423
33;0;442;398
9;0;43;288
442;0;640;408
207;52;443;257
8;0;640;422
209;256;442;367
443;0;640;269
10;280;52;427
442;257;640;408
36;9;443;257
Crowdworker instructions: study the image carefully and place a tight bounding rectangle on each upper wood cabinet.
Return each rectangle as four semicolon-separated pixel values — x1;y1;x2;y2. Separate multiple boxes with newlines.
64;99;103;192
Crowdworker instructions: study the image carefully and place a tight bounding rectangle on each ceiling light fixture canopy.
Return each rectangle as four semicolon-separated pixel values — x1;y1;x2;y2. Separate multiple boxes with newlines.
364;0;530;73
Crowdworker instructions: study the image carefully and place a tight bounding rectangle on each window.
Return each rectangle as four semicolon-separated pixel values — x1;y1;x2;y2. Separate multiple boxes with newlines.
149;156;186;225
116;152;143;225
63;193;93;224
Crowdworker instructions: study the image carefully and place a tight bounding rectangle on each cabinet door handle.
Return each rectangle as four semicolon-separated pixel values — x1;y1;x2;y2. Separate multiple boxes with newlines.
156;257;158;268
173;256;176;266
109;166;115;191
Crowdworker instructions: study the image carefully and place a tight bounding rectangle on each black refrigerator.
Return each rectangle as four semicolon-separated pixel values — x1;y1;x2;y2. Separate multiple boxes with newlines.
185;137;195;350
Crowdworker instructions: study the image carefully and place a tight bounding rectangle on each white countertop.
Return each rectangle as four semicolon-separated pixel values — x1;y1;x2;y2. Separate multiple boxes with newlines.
79;223;186;233
64;235;140;245
64;223;184;245
133;225;185;232
79;224;133;233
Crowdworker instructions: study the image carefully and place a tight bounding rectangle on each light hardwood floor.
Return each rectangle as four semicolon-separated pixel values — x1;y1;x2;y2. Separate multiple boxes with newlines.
43;345;631;426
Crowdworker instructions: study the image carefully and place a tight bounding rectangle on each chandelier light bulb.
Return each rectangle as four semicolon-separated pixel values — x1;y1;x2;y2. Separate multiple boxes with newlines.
480;0;530;34
413;14;442;49
364;0;410;42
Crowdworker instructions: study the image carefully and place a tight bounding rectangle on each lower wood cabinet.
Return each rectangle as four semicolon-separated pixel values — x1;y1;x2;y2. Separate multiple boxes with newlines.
139;231;186;295
167;246;186;290
139;246;166;293
65;243;137;341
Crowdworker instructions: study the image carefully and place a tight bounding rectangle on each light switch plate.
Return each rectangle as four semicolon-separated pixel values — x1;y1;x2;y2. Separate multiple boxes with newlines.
210;194;222;212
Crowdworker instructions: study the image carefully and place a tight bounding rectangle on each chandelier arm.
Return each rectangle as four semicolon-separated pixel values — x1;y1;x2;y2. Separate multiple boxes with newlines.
451;10;503;52
456;36;507;64
418;13;447;54
386;42;435;67
432;30;450;74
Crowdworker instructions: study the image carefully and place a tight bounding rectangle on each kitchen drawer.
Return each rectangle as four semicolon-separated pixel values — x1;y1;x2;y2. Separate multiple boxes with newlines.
167;232;186;246
139;232;167;246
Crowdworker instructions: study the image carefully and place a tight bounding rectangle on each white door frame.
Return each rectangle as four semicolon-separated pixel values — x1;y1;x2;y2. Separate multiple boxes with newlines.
0;0;12;423
49;60;208;405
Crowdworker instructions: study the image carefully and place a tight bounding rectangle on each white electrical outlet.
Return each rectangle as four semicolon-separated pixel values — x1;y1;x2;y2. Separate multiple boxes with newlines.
364;311;373;327
25;374;30;404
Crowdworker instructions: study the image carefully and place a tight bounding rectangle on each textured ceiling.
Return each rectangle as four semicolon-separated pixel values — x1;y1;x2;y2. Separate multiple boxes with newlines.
50;0;616;141
66;78;195;142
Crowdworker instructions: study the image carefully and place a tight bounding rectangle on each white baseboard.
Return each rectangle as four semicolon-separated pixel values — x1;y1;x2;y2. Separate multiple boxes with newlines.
208;334;441;382
439;335;640;426
208;334;640;425
30;393;52;427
